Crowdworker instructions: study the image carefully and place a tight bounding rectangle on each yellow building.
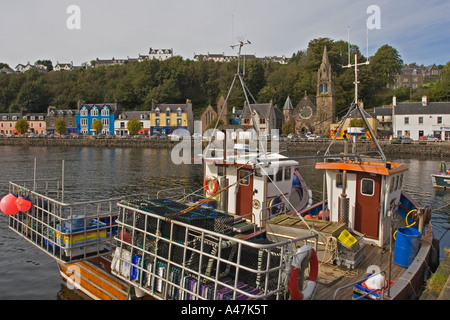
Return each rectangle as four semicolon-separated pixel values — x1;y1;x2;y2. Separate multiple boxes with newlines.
330;116;378;139
150;100;193;135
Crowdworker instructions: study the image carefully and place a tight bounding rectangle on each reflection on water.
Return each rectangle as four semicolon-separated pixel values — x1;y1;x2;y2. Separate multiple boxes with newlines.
0;145;448;299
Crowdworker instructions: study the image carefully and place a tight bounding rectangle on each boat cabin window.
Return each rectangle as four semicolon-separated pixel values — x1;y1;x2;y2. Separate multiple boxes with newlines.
217;166;224;176
336;173;343;188
285;167;291;180
361;178;375;196
276;168;283;181
239;170;251;185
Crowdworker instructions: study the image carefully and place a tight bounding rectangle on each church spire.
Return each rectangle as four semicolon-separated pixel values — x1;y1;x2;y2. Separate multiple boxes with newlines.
321;46;329;65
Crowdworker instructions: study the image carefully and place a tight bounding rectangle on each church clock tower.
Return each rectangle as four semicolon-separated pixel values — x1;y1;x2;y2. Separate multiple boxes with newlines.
315;46;335;135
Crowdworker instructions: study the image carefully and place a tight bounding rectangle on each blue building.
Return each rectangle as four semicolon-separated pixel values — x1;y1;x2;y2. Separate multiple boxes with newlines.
76;102;120;135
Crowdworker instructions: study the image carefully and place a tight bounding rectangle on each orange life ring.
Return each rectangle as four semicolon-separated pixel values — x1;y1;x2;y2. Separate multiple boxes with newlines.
289;246;318;300
203;177;219;194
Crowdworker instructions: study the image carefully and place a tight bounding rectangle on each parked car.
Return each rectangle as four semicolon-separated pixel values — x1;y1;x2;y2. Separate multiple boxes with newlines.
71;133;83;139
426;135;439;142
391;136;412;144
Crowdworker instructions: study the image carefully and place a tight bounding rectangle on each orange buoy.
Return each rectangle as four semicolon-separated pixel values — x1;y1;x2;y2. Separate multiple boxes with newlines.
16;196;32;212
304;214;312;219
1;194;19;215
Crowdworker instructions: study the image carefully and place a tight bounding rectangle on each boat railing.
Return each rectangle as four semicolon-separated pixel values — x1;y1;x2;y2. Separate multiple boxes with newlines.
7;180;119;263
112;199;318;300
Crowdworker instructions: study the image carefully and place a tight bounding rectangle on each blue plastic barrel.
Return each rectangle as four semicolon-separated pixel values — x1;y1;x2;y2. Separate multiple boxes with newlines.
394;227;421;267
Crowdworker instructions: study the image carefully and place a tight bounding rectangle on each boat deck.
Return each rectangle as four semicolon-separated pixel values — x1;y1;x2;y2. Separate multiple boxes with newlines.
314;244;402;300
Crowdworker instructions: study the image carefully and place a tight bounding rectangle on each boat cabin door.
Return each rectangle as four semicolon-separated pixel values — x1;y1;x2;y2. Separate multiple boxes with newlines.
354;172;381;239
236;169;253;217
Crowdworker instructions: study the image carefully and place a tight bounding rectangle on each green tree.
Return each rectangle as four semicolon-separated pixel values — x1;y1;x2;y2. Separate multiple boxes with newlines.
127;117;141;135
15;118;29;134
16;81;44;112
55;118;66;135
370;44;403;87
92;119;103;135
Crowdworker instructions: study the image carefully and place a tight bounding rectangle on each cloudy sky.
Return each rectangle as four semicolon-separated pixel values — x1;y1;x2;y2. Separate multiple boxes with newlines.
0;0;448;68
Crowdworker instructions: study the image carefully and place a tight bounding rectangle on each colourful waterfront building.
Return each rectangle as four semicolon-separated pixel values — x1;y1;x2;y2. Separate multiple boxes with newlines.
149;100;193;135
76;102;120;135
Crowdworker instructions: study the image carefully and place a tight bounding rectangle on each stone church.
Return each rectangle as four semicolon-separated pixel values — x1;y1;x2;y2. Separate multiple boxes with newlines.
284;46;335;136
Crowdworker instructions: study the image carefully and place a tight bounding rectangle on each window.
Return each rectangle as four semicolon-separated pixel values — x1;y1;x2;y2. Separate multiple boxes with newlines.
166;118;171;126
155;109;160;117
276;169;283;181
419;117;423;124
91;107;98;116
239;170;251;185
404;117;409;125
102;118;109;126
284;167;291;180
155;119;160;126
177;109;182;117
336;173;343;188
177;119;182;126
80;108;88;116
438;117;442;124
166;109;171;117
101;107;109;116
361;179;375;196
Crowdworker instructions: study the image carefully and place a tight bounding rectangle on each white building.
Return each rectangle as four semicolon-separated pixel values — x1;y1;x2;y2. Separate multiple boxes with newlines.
148;48;173;61
115;111;150;136
393;96;450;141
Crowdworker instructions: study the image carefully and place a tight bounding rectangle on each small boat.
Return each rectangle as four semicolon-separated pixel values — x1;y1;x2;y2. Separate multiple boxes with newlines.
431;161;450;189
1;45;439;301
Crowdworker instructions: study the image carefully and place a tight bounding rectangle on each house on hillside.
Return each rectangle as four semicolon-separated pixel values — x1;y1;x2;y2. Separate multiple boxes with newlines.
148;48;173;61
54;62;74;71
389;63;441;89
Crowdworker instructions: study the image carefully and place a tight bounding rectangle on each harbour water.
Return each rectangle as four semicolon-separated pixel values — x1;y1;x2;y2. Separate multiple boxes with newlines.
0;145;449;300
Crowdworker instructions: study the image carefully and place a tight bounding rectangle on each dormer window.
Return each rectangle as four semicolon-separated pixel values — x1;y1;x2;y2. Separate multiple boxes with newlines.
155;109;160;117
166;109;171;117
177;109;182;117
101;107;109;116
80;107;88;117
91;107;99;116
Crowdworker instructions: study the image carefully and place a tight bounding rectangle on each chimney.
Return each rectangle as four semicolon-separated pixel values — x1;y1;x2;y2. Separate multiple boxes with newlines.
422;95;427;106
392;96;397;107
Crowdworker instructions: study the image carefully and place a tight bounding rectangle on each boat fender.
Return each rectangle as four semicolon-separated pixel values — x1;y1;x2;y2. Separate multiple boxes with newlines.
289;245;318;300
203;177;219;194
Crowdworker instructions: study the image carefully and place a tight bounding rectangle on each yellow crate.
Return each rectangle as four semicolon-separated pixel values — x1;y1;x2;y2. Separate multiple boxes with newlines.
57;230;106;246
338;229;357;247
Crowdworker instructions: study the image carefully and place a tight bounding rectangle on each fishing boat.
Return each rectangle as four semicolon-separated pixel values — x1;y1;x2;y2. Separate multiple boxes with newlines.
431;161;450;190
1;45;439;301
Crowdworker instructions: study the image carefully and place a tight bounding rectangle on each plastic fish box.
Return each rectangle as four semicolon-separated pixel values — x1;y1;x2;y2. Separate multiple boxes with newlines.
56;220;107;247
63;242;106;257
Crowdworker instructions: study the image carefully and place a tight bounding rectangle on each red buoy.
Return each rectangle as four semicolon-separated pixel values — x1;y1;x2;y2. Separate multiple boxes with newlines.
1;194;19;215
16;196;32;212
